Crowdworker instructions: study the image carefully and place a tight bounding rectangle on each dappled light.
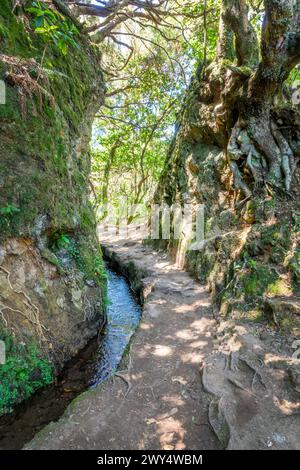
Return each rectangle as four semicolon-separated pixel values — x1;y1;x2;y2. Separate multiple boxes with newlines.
152;345;173;357
1;0;299;455
273;397;300;416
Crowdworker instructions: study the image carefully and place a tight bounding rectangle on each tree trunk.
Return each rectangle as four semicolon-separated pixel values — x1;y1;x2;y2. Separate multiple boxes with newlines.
155;0;300;317
212;0;300;197
0;1;106;414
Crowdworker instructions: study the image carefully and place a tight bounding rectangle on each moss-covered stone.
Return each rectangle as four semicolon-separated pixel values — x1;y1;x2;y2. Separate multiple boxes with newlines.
0;2;104;244
154;46;300;338
0;2;106;414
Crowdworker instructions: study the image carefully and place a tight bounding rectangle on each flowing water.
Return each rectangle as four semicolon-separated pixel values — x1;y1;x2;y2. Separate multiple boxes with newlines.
90;269;141;386
0;268;141;450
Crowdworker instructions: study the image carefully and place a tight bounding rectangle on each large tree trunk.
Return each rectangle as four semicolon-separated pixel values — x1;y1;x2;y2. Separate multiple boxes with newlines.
213;0;300;197
0;1;106;415
155;0;300;320
153;3;300;447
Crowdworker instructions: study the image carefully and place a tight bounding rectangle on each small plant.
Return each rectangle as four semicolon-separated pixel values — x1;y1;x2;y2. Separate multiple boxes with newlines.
94;255;108;280
57;233;71;249
0;334;53;415
26;2;79;55
0;203;20;217
51;232;71;250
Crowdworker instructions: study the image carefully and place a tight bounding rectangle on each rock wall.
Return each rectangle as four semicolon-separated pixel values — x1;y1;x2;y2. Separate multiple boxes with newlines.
0;1;106;414
154;66;300;450
155;72;300;336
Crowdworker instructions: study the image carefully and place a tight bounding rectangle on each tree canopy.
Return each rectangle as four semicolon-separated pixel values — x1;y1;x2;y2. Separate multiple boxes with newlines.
88;0;299;215
24;1;300;210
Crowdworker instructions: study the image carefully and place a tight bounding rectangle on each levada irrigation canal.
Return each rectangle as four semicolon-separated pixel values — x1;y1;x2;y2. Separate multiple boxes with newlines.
0;268;142;450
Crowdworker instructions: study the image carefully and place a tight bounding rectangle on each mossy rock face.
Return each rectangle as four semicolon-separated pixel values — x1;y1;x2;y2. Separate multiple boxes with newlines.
0;2;106;414
154;56;300;335
0;1;105;242
264;297;300;335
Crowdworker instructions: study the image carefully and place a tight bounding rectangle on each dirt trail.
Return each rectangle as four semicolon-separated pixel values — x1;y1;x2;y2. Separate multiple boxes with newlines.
25;239;300;450
25;239;220;450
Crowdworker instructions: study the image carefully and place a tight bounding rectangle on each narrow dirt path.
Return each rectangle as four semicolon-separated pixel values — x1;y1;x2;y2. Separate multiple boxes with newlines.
26;239;220;450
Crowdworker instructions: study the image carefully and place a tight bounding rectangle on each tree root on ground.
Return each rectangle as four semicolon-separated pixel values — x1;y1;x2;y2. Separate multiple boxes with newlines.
114;372;133;398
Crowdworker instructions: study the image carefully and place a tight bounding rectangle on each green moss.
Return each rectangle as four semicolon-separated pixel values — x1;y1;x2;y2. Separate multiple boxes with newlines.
0;330;53;415
241;263;278;298
245;308;266;323
76;238;107;288
0;1;103;242
49;232;107;292
267;279;292;296
293;211;300;232
0;2;105;416
0;1;33;57
279;316;298;334
186;246;216;282
261;224;290;249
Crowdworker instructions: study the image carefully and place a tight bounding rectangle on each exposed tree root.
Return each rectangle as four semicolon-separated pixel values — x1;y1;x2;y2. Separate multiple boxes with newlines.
0;265;47;342
83;293;95;322
0;53;54;116
226;117;298;197
114;372;133;398
271;121;297;192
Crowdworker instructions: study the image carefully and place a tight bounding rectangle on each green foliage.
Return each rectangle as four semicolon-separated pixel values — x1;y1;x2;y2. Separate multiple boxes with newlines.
94;254;108;280
92;31;189;214
0;203;20;217
51;232;71;250
26;1;79;55
49;232;107;286
0;2;103;243
260;223;292;264
0;332;53;415
0;203;21;233
90;0;237;215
